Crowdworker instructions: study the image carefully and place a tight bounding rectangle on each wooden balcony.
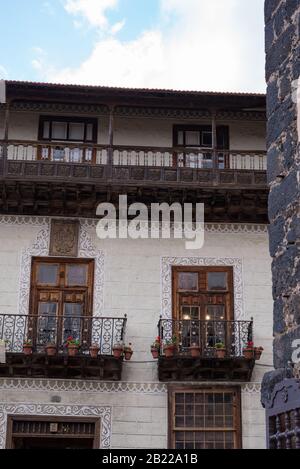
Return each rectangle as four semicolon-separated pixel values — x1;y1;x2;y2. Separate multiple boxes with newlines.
0;140;268;221
0;314;127;381
157;318;255;382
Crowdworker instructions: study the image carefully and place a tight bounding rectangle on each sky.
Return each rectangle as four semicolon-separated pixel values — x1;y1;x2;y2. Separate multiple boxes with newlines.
0;0;266;93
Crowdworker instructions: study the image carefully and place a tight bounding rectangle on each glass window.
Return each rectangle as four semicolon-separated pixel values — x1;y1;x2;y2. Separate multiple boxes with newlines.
178;272;198;291
86;124;93;142
69;123;85;141
66;264;88;286
202;131;212;147
52;122;68;140
42;122;50;139
172;390;239;449
37;264;59;285
207;272;228;291
185;131;201;146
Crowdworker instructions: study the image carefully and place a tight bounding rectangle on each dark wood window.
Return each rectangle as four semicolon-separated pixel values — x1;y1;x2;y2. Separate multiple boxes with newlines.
39;116;98;143
172;266;233;350
173;125;229;169
29;258;94;349
169;387;242;449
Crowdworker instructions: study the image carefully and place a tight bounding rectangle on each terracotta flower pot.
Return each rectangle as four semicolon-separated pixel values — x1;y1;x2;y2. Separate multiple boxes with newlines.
164;345;175;358
45;345;57;357
243;348;254;360
89;346;100;358
254;348;263;361
151;348;159;359
190;346;201;358
113;347;123;359
23;345;32;355
216;349;226;359
124;350;133;361
67;345;79;357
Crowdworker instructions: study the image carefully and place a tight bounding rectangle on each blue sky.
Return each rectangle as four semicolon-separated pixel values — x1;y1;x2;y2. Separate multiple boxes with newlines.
0;0;266;92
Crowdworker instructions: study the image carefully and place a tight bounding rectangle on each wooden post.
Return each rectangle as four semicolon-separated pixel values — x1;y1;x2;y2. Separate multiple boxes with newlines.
107;104;115;177
211;110;218;170
2;101;10;176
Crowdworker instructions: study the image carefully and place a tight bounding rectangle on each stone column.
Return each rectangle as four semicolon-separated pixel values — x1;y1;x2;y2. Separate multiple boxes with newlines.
262;0;300;405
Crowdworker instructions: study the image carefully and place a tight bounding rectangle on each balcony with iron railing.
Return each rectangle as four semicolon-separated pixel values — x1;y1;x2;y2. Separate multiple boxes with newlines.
0;140;267;189
0;314;127;381
157;318;255;382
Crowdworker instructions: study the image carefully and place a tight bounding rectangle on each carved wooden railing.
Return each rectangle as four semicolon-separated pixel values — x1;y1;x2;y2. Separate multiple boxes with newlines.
0;140;267;171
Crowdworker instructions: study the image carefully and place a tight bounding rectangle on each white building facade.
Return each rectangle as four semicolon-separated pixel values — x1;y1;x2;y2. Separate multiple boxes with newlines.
0;82;271;450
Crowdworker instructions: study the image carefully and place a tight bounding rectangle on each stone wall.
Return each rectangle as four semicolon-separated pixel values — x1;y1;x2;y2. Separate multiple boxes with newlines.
262;0;300;404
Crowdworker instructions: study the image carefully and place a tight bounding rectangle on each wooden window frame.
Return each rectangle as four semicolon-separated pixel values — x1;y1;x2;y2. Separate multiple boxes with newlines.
6;415;101;449
172;266;234;322
168;385;242;450
173;125;213;148
38;116;98;144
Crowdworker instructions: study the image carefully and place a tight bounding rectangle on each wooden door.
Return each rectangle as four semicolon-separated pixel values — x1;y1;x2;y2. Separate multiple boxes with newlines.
172;267;233;354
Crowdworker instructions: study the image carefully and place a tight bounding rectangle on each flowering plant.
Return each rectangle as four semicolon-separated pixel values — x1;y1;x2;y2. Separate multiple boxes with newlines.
164;335;178;347
23;339;32;347
215;342;225;349
65;336;80;348
151;336;161;350
244;341;254;349
124;343;133;352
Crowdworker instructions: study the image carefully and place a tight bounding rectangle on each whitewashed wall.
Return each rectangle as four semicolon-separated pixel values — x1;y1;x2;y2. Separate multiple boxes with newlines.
0;217;272;449
2;111;266;150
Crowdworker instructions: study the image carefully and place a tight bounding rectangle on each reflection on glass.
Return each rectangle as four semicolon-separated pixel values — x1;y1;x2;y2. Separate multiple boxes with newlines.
37;264;59;285
63;303;83;343
178;272;198;291
207;272;228;291
37;302;57;345
66;264;88;286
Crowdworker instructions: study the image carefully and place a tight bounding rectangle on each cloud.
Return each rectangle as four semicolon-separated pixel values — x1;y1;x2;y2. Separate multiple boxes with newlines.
42;0;265;92
0;65;8;79
64;0;118;29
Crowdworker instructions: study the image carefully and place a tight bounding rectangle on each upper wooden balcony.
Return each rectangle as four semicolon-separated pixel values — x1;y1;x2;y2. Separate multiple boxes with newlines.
0;139;267;188
0;140;268;222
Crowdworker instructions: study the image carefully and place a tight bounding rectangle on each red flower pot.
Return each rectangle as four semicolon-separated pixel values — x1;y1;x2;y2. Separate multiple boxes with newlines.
90;346;100;358
113;347;123;359
67;345;79;357
243;348;254;360
215;349;226;359
190;346;201;358
151;348;159;359
124;350;133;361
164;345;176;358
23;345;32;355
254;348;263;360
45;345;57;357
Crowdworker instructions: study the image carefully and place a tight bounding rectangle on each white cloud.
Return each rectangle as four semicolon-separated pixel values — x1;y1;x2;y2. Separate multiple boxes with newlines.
0;65;8;79
110;19;126;35
64;0;118;29
43;0;265;92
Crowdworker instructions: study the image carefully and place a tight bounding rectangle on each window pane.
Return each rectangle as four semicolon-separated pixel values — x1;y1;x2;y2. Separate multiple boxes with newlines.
63;303;83;343
52;122;68;140
69;123;85;141
37;264;59;285
43;122;50;139
202;131;212;146
66;264;88;286
37;302;58;346
207;272;228;291
185;131;200;146
177;131;184;145
178;272;198;291
52;147;65;162
86;124;93;141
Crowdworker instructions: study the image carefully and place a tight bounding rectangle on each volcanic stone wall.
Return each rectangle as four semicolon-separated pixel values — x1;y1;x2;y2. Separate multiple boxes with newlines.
262;0;300;403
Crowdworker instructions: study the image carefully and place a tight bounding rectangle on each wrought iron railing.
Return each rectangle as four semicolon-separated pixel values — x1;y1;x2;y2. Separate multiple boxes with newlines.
0;140;267;171
0;314;127;355
158;318;253;358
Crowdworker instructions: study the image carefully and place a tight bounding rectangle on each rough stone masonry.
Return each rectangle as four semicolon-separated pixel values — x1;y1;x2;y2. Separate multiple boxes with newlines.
262;0;300;405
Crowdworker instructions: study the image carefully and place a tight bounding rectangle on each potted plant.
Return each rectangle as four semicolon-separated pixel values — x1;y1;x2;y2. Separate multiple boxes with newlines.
89;344;100;358
113;342;124;359
45;343;57;356
65;336;80;357
23;339;33;355
243;341;254;360
163;335;178;358
254;346;264;361
190;343;201;358
124;343;133;361
151;337;161;359
215;342;226;359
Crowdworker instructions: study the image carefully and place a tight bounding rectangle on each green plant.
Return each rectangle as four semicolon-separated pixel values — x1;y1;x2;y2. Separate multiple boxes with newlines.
164;335;178;347
151;336;161;350
124;343;133;352
215;342;225;349
23;339;32;347
65;336;80;348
